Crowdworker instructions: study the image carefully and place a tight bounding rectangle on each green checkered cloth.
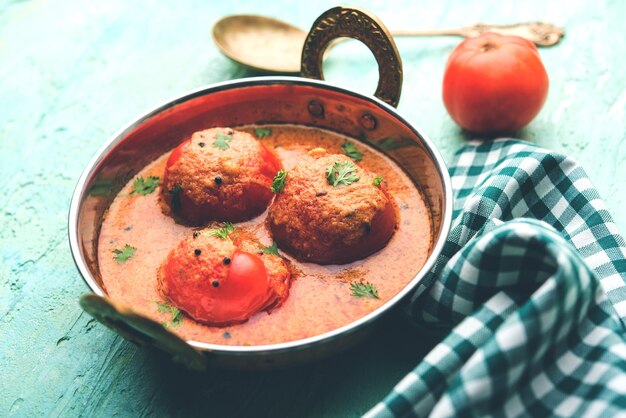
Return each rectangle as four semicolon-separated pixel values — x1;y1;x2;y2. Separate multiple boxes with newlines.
366;139;626;417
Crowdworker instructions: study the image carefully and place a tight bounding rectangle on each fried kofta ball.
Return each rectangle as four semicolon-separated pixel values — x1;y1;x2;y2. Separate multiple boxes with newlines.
157;226;291;326
268;149;397;264
162;127;281;224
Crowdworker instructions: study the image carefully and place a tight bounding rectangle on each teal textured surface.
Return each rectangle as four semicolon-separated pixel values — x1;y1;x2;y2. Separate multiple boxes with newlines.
1;0;625;416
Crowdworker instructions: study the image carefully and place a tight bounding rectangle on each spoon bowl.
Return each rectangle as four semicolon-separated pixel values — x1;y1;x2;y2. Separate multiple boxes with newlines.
212;15;306;73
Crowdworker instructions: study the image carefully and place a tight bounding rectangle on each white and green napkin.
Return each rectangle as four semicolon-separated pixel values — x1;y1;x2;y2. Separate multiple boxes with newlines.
367;139;626;417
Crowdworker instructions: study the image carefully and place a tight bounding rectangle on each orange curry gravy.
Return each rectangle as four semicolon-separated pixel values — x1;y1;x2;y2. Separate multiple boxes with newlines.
98;125;433;346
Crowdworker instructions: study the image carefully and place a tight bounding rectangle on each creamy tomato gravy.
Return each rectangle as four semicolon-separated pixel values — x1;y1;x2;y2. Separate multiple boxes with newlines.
98;125;432;346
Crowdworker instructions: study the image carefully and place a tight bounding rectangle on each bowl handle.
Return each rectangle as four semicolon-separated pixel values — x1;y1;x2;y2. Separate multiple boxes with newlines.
80;293;208;371
300;6;403;108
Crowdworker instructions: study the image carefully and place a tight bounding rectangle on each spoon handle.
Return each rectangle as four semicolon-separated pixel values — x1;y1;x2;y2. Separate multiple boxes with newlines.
391;22;565;46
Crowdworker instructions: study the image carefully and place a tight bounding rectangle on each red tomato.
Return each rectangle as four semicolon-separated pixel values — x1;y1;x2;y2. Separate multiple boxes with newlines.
160;245;276;326
442;32;549;134
258;143;282;179
208;250;274;324
162;131;282;223
165;137;191;170
327;188;396;264
162;137;191;191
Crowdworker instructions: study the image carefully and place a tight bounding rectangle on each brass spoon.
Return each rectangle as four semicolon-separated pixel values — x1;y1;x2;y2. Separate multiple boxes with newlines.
212;14;565;74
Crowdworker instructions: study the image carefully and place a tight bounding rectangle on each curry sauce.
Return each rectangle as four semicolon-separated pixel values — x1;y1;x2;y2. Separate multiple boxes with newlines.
98;124;433;346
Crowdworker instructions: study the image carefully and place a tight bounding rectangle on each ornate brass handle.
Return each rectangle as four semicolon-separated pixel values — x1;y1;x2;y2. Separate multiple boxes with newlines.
300;6;403;108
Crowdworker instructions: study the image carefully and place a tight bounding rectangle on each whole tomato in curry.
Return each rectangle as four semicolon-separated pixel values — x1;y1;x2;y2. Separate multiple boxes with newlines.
442;32;549;134
268;149;396;265
162;128;282;224
157;227;291;326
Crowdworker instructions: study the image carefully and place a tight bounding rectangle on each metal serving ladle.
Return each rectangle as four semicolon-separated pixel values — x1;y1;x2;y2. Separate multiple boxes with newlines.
212;14;565;74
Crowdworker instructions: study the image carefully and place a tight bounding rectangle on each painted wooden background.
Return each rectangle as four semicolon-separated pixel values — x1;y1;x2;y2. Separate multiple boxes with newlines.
1;0;624;416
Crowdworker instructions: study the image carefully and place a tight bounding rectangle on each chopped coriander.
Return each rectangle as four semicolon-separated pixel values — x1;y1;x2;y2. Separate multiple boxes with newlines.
326;161;360;186
131;176;160;195
372;175;383;188
213;133;233;150
254;127;272;139
156;301;170;313
271;169;287;193
350;281;380;299
341;142;363;162
155;301;184;328
170;307;183;326
112;244;136;264
261;241;281;257
205;222;236;241
168;185;183;211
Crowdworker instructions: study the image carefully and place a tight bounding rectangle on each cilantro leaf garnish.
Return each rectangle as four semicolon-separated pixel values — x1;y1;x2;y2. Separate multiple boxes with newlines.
156;301;170;313
131;176;160;195
205;222;236;241
372;175;383;188
350;281;380;299
213;133;233;150
170;307;183;326
261;241;281;257
341;142;363;162
168;185;183;211
155;301;184;328
112;244;136;264
254;128;272;139
326;161;360;186
271;169;287;193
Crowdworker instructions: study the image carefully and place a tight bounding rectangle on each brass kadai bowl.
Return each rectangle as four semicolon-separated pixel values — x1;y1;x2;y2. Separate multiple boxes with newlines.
68;6;453;370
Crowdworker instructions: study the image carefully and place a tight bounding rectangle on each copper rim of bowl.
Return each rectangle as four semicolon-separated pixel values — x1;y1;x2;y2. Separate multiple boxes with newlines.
68;76;453;356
